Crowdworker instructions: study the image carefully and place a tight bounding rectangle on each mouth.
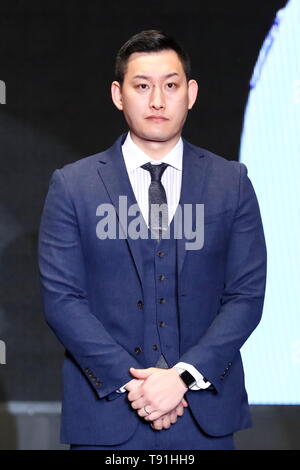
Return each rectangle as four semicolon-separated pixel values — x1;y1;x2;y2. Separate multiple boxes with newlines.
146;116;169;122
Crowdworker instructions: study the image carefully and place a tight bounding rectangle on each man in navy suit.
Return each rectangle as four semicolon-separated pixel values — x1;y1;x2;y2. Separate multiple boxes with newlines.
38;30;267;450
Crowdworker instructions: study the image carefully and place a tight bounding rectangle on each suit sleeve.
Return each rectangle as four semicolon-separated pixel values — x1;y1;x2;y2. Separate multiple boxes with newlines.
38;169;141;399
178;162;267;393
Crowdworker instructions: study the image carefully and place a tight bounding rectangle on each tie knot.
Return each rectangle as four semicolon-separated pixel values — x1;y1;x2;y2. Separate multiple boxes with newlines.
141;162;169;182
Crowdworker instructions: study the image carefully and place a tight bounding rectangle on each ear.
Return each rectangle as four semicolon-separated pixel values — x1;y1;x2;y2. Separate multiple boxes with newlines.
111;81;123;110
187;79;199;110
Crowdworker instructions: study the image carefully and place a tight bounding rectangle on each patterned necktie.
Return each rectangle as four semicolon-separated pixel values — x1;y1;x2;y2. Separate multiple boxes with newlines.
141;162;169;239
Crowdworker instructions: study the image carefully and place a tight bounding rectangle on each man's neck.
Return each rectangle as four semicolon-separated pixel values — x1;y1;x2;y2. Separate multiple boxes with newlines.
129;131;181;160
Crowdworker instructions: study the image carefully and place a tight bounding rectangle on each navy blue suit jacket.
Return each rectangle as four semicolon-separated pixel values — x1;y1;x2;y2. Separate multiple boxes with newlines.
38;134;267;445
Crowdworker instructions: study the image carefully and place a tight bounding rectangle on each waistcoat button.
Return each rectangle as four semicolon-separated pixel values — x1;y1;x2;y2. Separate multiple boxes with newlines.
159;298;166;304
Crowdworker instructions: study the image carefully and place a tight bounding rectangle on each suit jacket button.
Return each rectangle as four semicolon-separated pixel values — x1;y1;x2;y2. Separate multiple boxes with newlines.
159;321;166;327
152;344;158;351
159;274;165;280
159;298;166;304
134;347;143;355
157;251;165;257
95;381;101;387
137;300;144;309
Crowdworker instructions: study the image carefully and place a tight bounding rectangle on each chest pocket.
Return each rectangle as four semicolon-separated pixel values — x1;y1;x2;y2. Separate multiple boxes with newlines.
190;209;232;254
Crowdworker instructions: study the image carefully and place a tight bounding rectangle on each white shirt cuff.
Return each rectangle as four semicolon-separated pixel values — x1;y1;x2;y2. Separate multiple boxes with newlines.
174;362;211;390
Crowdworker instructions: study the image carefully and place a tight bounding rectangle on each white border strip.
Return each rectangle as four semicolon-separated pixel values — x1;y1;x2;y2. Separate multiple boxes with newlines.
0;402;61;414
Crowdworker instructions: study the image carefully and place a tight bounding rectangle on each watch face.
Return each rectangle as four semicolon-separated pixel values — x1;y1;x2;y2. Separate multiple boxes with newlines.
180;370;196;387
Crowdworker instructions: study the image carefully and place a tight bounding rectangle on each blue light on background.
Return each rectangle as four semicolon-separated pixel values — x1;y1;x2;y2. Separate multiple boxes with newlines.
239;0;300;404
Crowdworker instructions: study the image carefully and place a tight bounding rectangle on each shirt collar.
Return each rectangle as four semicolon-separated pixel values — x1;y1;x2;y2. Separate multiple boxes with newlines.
122;131;183;172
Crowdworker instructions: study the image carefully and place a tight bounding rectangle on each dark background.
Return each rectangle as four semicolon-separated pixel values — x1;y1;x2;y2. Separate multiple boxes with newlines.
0;0;287;408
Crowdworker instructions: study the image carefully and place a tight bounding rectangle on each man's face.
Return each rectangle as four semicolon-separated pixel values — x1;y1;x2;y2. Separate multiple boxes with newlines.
111;50;198;144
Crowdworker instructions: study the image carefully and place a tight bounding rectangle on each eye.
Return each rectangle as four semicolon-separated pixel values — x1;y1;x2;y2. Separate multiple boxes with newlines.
137;83;149;90
166;82;176;89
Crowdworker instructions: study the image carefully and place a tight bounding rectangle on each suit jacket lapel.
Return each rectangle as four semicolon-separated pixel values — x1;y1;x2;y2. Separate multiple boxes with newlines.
176;139;208;277
96;134;146;288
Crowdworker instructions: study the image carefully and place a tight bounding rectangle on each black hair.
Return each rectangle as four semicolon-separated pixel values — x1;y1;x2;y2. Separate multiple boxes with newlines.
115;30;191;84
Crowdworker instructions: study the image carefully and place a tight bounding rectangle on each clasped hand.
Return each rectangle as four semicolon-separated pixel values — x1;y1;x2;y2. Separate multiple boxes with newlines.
125;367;188;431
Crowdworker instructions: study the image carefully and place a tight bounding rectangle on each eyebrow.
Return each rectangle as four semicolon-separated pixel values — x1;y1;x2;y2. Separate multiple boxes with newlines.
132;72;180;80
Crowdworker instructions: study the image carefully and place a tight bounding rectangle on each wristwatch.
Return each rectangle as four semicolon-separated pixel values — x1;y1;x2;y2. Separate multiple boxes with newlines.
178;370;196;389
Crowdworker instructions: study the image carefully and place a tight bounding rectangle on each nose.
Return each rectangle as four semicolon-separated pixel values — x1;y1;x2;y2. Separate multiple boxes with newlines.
149;85;165;110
